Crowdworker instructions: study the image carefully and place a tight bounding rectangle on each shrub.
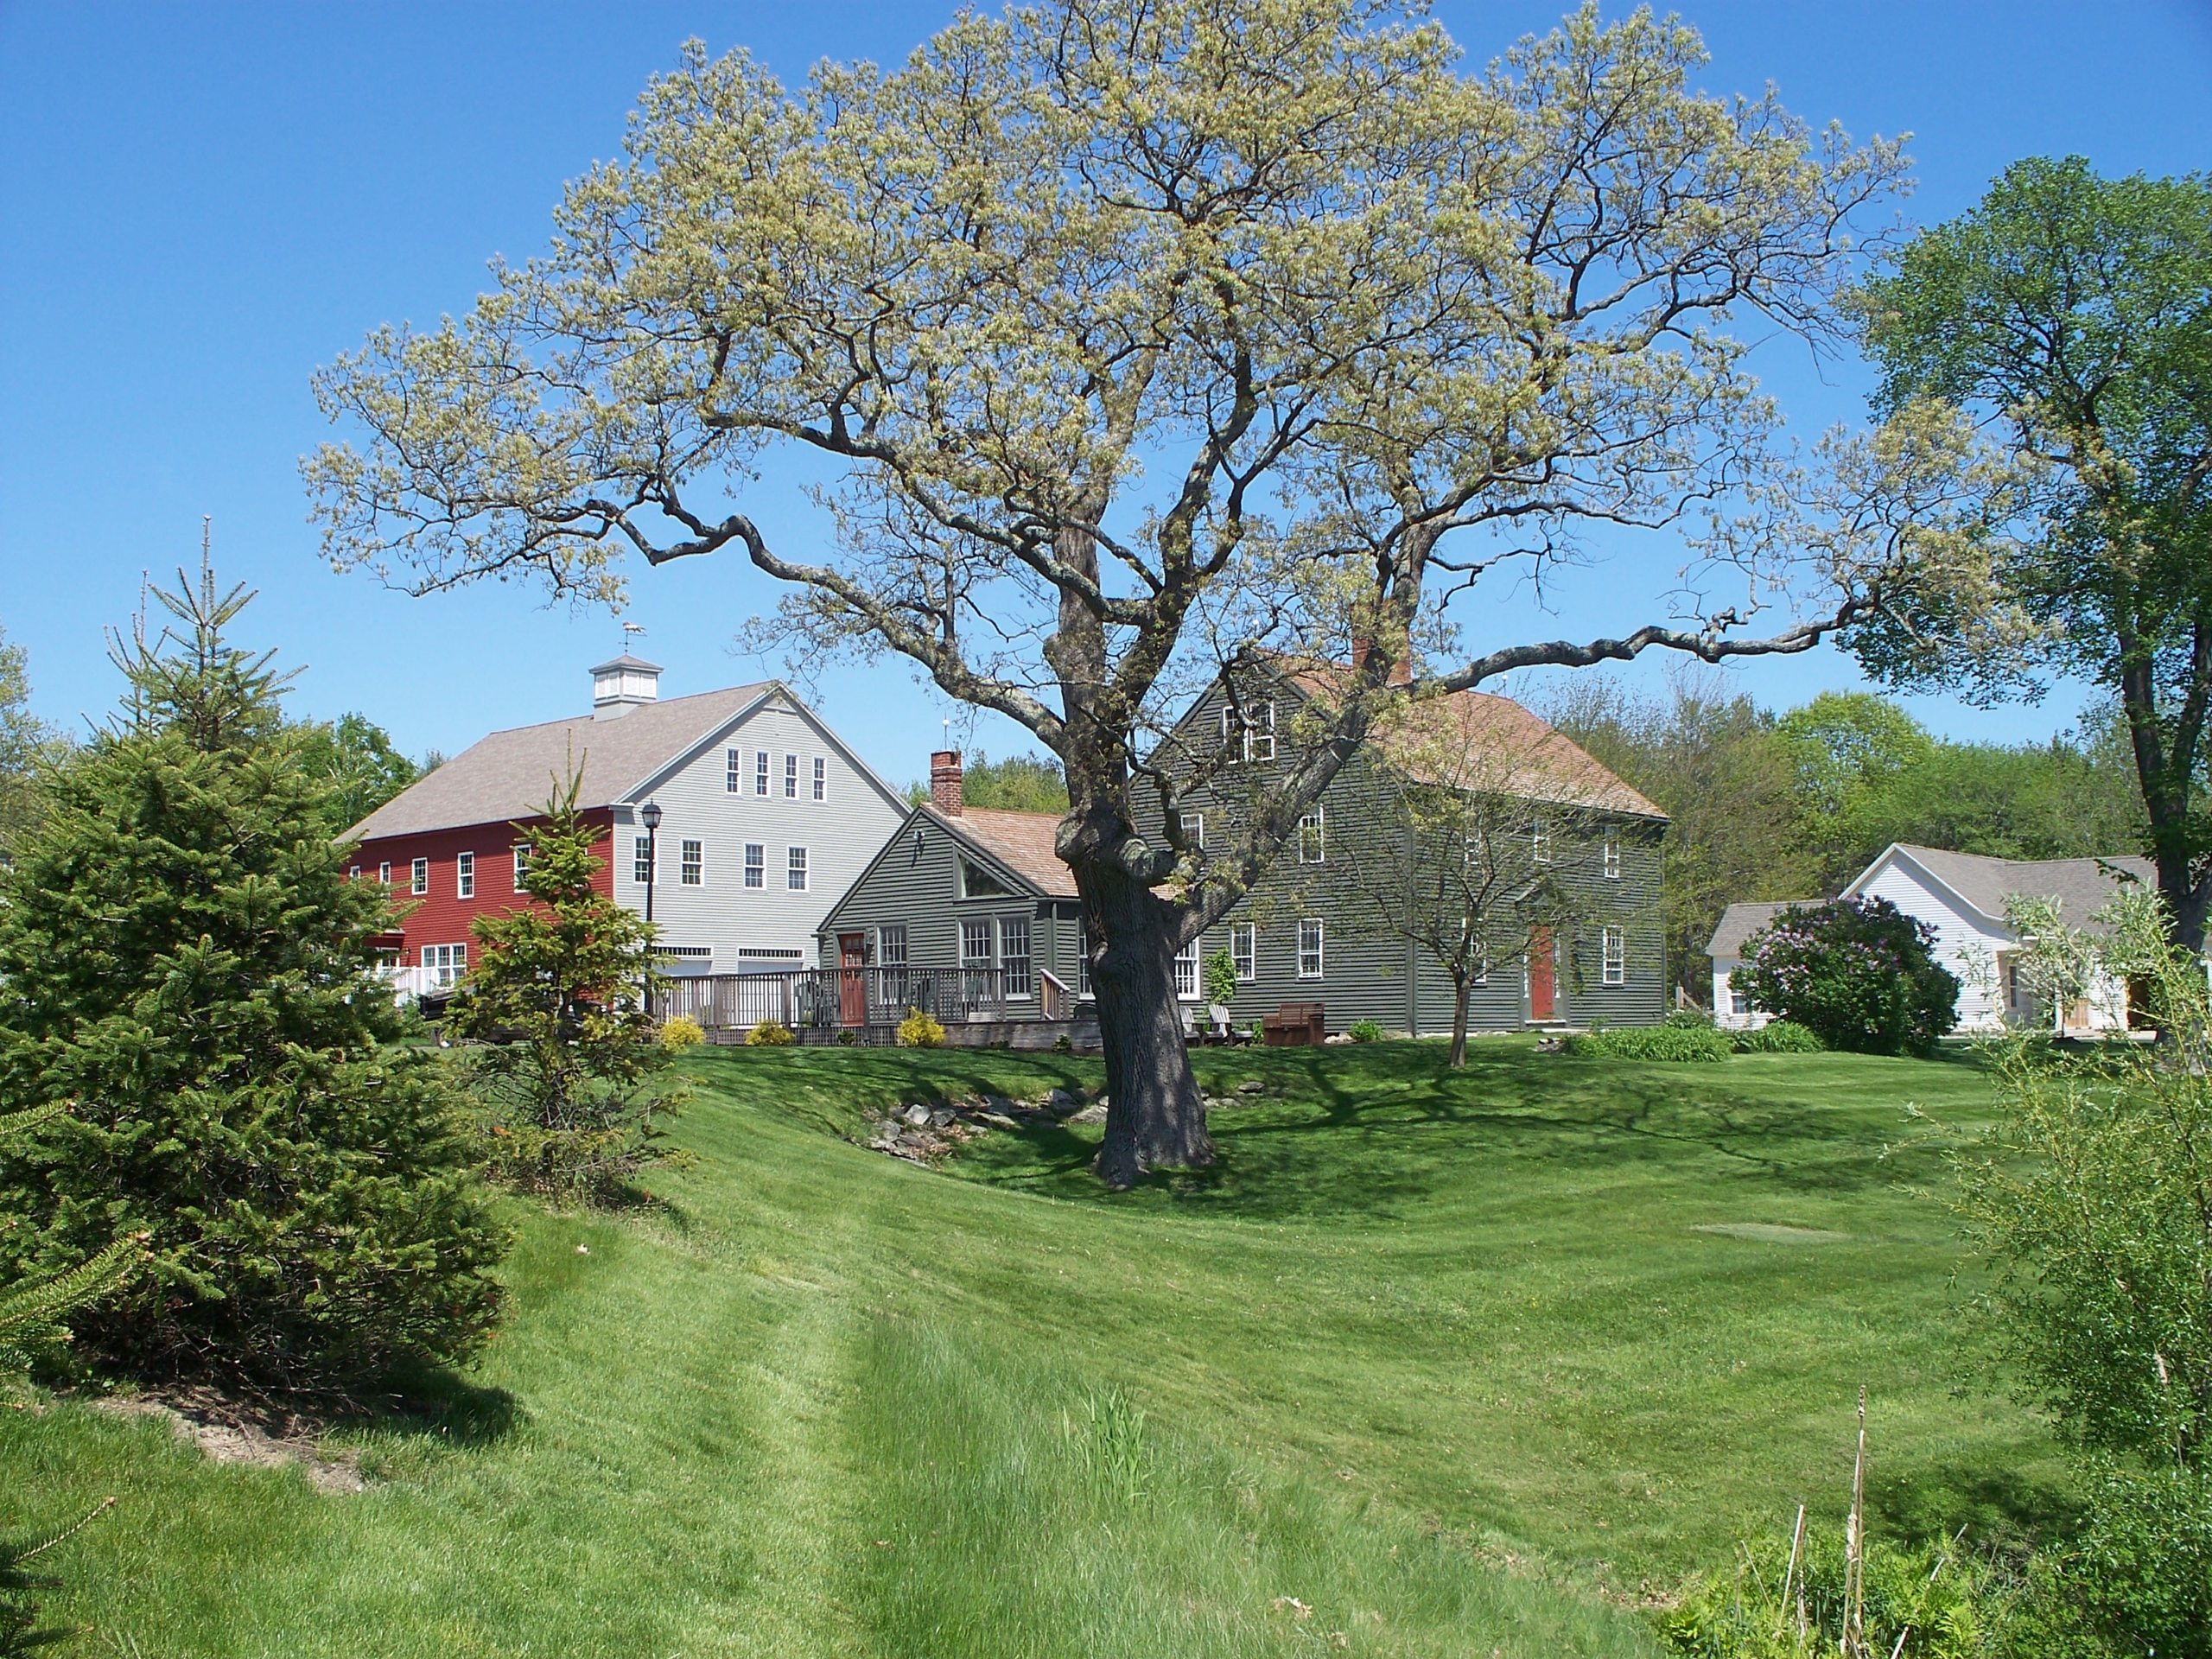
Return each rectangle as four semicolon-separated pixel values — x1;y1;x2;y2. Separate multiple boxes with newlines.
1732;1020;1824;1054
0;569;505;1390
1347;1019;1384;1043
747;1020;795;1047
659;1015;705;1052
1202;949;1239;1008
1736;898;1959;1056
1052;1033;1073;1054
1567;1023;1733;1063
897;1007;946;1048
448;783;690;1205
1664;1007;1715;1029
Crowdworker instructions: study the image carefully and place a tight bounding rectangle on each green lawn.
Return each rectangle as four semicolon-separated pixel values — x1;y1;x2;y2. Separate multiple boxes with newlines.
1;1039;2061;1656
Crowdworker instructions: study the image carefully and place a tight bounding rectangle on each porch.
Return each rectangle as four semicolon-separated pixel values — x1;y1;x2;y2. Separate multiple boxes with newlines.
653;966;1093;1048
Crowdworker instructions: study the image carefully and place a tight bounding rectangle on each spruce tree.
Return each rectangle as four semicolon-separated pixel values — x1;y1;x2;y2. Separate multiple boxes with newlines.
0;564;505;1392
446;778;685;1203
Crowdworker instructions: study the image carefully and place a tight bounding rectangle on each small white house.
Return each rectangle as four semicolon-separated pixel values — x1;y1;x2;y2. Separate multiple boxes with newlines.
1841;843;2155;1035
1708;844;2158;1038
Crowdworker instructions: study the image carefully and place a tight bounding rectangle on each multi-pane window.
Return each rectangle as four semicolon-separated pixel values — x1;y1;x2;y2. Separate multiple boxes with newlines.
1531;817;1552;865
1297;805;1325;864
410;857;429;896
1179;810;1205;850
754;750;770;796
1731;983;1751;1017
422;942;467;988
349;866;360;880
1297;918;1325;979
512;844;531;887
726;748;742;793
961;918;994;969
1602;926;1626;986
1231;922;1255;982
784;753;798;798
1220;699;1276;762
877;924;907;967
681;840;703;886
744;843;765;888
634;836;653;886
1603;827;1620;879
1000;917;1033;998
378;861;391;886
1077;918;1093;998
1173;938;1200;1000
812;757;826;801
786;846;808;890
456;852;474;899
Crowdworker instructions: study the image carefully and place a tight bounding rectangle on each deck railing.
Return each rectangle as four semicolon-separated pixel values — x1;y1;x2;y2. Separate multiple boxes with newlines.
653;966;1013;1032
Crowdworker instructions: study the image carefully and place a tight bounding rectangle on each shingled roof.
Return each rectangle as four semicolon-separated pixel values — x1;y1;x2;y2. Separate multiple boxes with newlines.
1849;844;2158;934
926;805;1077;897
1707;900;1815;960
346;683;772;842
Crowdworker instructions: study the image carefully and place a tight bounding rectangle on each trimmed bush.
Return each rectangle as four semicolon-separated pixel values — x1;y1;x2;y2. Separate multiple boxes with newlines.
1347;1019;1384;1043
896;1007;946;1048
659;1015;706;1052
1567;1023;1734;1063
1735;898;1959;1056
1732;1020;1824;1054
747;1020;796;1047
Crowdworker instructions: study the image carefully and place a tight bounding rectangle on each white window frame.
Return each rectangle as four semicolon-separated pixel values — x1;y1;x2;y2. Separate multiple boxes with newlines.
633;836;652;887
378;861;391;885
1465;924;1489;985
1297;918;1325;980
812;756;827;801
348;865;360;880
456;852;474;899
960;918;994;969
877;924;907;968
1173;938;1200;1001
1602;925;1625;987
743;843;765;889
1077;918;1093;999
1230;922;1255;982
422;942;467;988
726;747;742;793
1220;699;1276;763
681;839;703;887
1000;916;1033;998
1297;805;1325;865
1603;827;1621;880
1532;816;1552;866
784;753;798;798
1730;982;1751;1017
754;750;770;796
410;857;429;896
1179;810;1205;850
786;845;808;891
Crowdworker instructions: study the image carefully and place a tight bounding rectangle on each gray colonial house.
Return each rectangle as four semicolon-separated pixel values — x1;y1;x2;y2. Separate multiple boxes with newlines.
772;661;1668;1046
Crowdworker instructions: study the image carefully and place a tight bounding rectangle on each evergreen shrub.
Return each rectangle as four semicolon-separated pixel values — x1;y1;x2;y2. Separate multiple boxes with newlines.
0;569;505;1390
1736;899;1959;1055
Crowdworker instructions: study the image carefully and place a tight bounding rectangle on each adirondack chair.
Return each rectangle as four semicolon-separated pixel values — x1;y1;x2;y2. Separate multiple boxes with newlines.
1261;1001;1325;1046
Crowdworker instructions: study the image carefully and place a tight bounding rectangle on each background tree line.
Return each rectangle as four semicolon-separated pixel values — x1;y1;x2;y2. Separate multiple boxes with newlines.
1541;671;2147;1007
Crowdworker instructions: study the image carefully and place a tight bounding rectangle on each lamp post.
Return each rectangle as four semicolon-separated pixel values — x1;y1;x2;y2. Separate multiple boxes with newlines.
639;801;663;926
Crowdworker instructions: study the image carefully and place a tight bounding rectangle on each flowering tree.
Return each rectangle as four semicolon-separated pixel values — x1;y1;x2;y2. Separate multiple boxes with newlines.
308;0;1914;1185
1737;897;1959;1055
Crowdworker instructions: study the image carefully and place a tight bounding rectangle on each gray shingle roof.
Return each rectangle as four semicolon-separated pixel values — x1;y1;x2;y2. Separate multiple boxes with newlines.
1854;843;2158;934
1707;900;1815;960
345;684;772;842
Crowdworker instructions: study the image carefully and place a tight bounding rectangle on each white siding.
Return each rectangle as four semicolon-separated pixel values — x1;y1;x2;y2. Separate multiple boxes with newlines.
1712;962;1771;1031
609;692;906;969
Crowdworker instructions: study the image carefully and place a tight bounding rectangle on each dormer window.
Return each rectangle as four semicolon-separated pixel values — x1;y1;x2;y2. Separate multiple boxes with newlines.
959;859;1014;899
1220;699;1275;762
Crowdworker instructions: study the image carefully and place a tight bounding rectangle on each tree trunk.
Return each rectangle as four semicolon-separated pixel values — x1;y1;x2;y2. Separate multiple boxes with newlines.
1448;971;1471;1069
1079;860;1214;1189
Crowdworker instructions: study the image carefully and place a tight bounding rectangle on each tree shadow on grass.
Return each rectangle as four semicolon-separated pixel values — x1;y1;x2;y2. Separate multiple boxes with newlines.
1871;1456;2080;1549
356;1360;522;1447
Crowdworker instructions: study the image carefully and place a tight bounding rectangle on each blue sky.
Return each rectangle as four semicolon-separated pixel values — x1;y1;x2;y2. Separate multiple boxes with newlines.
3;1;2209;785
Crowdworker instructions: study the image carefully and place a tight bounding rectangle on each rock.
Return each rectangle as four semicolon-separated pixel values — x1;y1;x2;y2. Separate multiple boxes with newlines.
901;1103;932;1128
1324;1032;1353;1045
979;1112;1022;1130
926;1107;957;1128
1069;1102;1109;1125
1236;1080;1265;1095
1044;1085;1085;1114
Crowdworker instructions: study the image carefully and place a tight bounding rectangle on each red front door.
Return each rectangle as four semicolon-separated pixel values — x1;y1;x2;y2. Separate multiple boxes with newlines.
838;933;868;1026
1528;928;1556;1021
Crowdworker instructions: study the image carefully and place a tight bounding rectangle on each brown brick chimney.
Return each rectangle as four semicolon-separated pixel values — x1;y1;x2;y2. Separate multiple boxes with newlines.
930;750;963;816
1351;637;1414;687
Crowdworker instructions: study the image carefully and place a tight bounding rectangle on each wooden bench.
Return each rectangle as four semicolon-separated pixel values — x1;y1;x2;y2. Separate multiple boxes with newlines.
1261;1001;1325;1046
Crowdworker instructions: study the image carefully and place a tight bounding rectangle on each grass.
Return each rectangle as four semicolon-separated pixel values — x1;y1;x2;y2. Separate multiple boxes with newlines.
0;1038;2061;1656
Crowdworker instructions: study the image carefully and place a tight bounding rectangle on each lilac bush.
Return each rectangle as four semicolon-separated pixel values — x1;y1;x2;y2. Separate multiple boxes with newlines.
1737;898;1959;1056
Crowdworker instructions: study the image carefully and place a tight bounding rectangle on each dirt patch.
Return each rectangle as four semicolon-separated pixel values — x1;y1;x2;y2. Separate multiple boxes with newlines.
91;1386;365;1492
1691;1222;1852;1245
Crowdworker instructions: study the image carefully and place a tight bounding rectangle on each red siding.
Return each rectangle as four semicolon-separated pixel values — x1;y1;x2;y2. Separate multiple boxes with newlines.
352;810;617;963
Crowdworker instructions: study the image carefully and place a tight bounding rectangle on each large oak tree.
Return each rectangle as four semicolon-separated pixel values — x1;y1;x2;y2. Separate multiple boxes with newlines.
309;0;1908;1185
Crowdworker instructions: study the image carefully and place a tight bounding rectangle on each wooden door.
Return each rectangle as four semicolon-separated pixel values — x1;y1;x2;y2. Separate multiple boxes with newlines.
1528;928;1555;1021
838;933;868;1026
